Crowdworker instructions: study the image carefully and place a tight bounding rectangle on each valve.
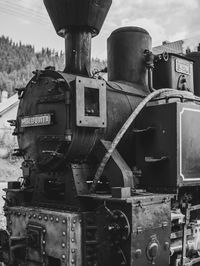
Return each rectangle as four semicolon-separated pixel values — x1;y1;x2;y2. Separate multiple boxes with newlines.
7;120;16;127
105;210;130;244
154;52;169;62
146;236;160;265
12;149;24;157
32;70;45;81
15;87;25;99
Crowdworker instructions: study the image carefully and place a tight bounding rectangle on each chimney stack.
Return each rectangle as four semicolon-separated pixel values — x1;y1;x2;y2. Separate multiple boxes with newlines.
44;0;112;76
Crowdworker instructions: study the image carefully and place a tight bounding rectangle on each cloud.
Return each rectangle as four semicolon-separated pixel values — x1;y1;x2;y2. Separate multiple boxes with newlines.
106;0;200;48
17;0;46;15
1;0;200;59
121;18;166;46
18;18;30;25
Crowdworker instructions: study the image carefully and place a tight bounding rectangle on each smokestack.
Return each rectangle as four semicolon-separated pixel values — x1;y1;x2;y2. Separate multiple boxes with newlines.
44;0;112;76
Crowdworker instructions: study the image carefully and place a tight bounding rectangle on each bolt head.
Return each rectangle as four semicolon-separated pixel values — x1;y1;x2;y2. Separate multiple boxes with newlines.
135;249;142;258
164;242;170;250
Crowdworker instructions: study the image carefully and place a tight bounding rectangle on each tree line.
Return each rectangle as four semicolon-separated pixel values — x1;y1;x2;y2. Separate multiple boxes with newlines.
0;36;107;96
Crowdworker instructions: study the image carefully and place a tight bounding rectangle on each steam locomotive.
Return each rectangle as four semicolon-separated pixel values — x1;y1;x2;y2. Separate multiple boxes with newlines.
1;0;200;265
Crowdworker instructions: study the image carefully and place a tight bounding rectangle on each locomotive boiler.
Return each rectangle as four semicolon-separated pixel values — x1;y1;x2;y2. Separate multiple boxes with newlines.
1;0;200;265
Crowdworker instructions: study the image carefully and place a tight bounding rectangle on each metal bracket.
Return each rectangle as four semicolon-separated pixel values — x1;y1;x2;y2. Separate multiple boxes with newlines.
76;76;107;128
145;156;168;163
96;140;134;188
133;126;155;134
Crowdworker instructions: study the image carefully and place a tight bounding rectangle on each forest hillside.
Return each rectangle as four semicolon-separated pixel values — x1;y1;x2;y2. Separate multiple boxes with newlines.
0;35;107;96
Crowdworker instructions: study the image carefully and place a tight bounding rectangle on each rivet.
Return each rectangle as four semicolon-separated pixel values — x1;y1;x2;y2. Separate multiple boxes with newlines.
71;249;75;253
79;219;82;223
42;251;46;256
135;249;142;258
164;242;170;250
56;218;59;223
71;259;75;264
62;219;66;224
71;238;75;243
9;221;12;224
39;216;42;220
62;243;66;248
43;241;46;245
23;213;26;217
43;229;46;234
50;217;54;221
62;231;66;236
62;255;66;260
33;214;36;219
71;227;75;231
73;219;76;224
28;215;32;219
44;216;48;221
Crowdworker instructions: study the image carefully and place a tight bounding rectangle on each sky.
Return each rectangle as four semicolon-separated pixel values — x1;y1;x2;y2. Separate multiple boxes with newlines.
0;0;200;59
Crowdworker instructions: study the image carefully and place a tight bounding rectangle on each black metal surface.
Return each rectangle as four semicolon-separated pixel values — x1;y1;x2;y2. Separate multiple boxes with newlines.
44;0;112;75
186;51;200;96
107;27;151;93
153;53;194;92
96;195;171;266
43;0;112;37
64;31;92;75
135;101;200;191
16;69;146;168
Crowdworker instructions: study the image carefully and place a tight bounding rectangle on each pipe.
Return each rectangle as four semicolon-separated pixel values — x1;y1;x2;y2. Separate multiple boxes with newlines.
64;30;92;76
148;68;154;92
90;88;178;193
